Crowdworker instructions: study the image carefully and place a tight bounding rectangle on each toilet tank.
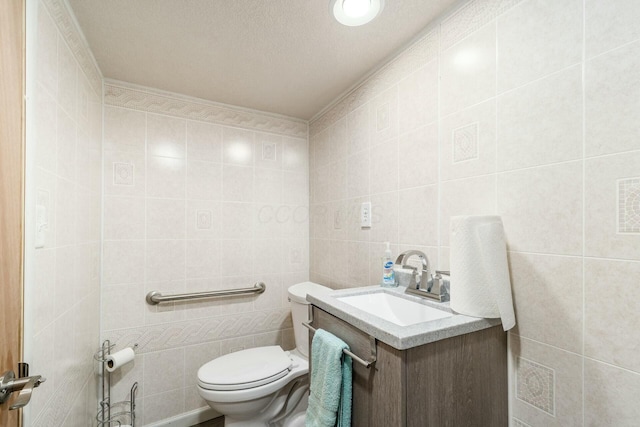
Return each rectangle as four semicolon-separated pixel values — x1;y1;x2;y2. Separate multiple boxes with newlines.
287;282;332;358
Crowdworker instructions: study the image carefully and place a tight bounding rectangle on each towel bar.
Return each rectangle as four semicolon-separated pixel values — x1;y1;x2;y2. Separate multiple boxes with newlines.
302;321;376;368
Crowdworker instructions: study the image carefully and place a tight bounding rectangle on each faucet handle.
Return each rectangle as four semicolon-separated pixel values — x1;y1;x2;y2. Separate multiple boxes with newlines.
435;270;450;277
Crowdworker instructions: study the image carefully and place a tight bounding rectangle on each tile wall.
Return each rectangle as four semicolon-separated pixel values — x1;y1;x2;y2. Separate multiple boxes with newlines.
101;82;309;424
309;0;640;425
27;0;103;425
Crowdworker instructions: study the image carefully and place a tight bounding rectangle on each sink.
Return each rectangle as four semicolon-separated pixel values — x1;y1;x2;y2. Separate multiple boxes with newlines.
336;291;453;326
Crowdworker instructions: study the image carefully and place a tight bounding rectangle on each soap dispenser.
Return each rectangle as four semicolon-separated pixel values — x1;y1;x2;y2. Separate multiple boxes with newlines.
381;242;396;287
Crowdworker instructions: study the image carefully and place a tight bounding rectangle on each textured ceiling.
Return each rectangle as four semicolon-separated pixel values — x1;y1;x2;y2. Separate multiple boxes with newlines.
68;0;456;120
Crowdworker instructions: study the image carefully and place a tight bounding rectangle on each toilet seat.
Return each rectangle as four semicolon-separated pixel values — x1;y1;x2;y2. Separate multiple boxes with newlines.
198;346;293;391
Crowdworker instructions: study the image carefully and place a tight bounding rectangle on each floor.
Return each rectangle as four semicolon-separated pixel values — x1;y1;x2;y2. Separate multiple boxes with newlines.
191;416;224;427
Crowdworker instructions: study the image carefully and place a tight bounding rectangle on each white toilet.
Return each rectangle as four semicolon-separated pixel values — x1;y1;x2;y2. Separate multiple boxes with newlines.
197;282;332;427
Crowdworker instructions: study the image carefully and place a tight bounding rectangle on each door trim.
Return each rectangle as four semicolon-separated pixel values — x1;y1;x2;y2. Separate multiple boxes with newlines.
0;0;26;424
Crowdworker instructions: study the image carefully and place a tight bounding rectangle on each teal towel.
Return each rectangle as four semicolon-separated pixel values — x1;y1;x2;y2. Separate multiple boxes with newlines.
306;329;352;427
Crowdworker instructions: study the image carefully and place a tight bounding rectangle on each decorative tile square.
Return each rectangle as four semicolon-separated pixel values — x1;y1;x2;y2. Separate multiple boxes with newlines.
262;141;277;161
113;162;134;186
512;418;532;427
618;177;640;234
376;103;390;132
196;210;212;230
452;122;479;163
516;356;555;415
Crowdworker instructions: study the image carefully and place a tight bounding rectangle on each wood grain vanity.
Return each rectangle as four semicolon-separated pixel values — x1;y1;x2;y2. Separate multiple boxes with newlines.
308;305;508;426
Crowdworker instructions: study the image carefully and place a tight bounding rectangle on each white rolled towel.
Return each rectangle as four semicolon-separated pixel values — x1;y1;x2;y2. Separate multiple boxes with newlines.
450;215;515;331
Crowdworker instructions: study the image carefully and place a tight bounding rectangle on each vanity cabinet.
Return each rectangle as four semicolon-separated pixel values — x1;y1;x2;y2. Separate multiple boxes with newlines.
309;306;508;427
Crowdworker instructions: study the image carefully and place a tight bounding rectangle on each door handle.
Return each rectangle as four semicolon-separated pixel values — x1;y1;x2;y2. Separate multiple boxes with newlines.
0;370;46;410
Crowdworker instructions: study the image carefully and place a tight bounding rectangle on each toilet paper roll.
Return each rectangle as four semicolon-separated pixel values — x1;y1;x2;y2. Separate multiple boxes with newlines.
105;347;135;373
450;215;516;331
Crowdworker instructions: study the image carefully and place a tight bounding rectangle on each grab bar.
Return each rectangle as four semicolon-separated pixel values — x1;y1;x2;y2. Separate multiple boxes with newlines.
145;282;266;305
302;321;377;368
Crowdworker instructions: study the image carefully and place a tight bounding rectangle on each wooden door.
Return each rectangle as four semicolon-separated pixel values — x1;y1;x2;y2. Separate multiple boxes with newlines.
0;0;25;425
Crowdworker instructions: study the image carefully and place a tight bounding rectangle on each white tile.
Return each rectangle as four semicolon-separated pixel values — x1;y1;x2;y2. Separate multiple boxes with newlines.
441;23;496;116
104;106;146;152
398;124;438;189
497;66;583;171
34;87;57;173
585;360;640;425
186;120;222;162
440;99;496;181
585;0;640;59
370;86;399;145
585;41;640;157
55;177;76;247
347;103;371;155
221;239;254;277
56;107;77;182
254;168;282;204
440;175;496;246
584;152;640;260
510;336;583;427
102;240;145;285
255;132;283;169
36;7;58;95
221;202;254;239
146;240;186;283
282;136;308;172
223;127;254;165
147;114;186;158
186;240;221;279
186;200;222;239
398;185;438;246
509;252;582;353
56;35;77;119
497;0;582;92
282;171;309;205
104;151;146;197
370;139;398;195
103;196;145;240
223;164;254;202
102;284;145;330
186;160;222;200
347;151;370;199
146;156;186;199
252;240;283;275
497;162;582;255
146;198;186;240
370;192;398;244
398;61;439;133
585;259;640;372
143;381;185;424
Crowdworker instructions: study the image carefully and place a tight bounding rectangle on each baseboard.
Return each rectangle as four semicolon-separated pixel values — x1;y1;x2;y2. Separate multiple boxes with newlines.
144;407;221;427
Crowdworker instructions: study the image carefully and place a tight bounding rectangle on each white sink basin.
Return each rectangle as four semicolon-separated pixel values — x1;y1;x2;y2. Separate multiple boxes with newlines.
336;291;453;326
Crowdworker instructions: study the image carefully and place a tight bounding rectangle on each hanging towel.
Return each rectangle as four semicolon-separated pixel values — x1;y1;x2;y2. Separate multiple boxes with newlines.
306;329;352;427
450;215;516;331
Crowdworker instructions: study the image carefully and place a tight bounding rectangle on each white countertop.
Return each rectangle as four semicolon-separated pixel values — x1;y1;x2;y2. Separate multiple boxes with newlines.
306;285;502;350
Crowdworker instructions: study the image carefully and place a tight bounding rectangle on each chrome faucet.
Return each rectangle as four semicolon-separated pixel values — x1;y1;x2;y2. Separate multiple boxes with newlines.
394;250;450;302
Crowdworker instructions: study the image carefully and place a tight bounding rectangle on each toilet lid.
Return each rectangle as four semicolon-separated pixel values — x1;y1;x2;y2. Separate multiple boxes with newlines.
197;346;292;391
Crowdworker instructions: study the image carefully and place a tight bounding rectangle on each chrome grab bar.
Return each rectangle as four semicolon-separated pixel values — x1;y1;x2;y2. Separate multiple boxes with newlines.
145;282;266;305
302;321;376;368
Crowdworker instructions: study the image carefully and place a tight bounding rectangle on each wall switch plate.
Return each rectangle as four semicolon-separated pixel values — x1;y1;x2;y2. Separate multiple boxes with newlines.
334;210;343;229
361;202;372;228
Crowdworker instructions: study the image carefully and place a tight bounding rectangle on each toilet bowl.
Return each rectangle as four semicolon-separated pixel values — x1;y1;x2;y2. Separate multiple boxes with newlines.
197;281;332;427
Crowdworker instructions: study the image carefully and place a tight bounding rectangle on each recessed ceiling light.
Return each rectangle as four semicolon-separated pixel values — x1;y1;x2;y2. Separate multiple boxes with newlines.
330;0;384;27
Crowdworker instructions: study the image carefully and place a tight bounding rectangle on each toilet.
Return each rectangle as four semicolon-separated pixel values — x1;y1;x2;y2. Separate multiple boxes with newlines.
197;282;332;427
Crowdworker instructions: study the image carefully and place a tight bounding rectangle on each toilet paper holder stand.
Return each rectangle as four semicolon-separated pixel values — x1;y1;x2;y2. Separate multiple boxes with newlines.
94;340;139;426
